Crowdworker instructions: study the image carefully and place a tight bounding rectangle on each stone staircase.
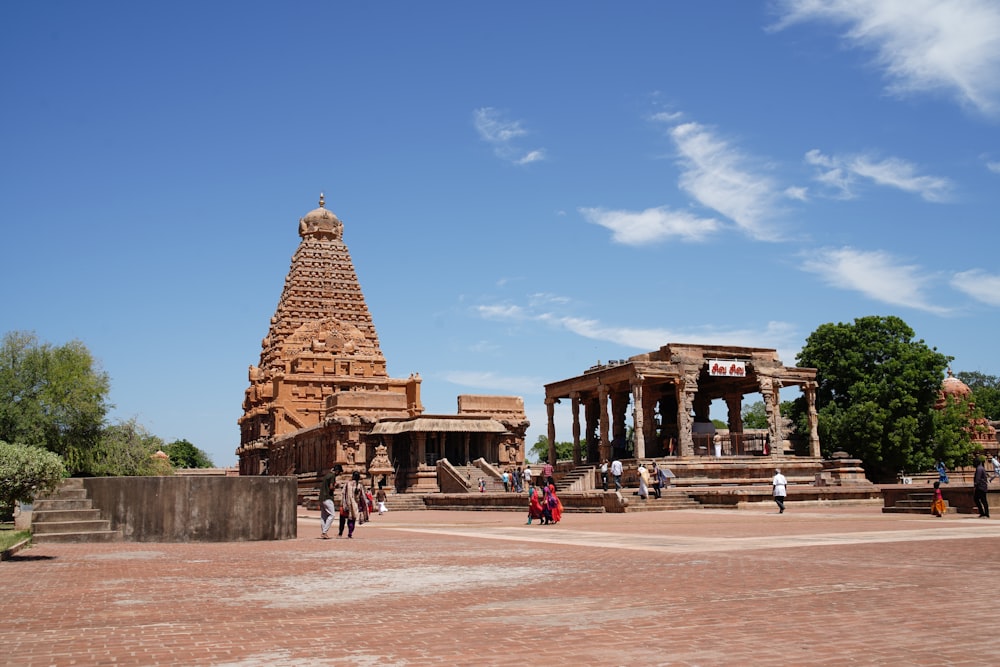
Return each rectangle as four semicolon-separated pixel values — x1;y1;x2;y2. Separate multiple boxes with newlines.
556;465;596;492
31;478;122;543
882;489;952;515
623;488;702;512
450;465;505;492
382;493;428;511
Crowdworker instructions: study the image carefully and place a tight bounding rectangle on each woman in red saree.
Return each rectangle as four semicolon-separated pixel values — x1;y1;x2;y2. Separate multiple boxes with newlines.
527;486;544;524
547;483;563;524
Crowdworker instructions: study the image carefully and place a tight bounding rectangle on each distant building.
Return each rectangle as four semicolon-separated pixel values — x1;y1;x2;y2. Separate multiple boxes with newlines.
237;196;528;491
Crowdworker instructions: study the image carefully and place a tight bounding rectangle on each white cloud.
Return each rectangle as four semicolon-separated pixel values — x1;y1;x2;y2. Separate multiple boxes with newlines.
579;206;721;245
650;110;684;123
477;304;527;321
476;296;801;354
473;107;546;165
987;161;1000;174
805;149;952;201
951;269;1000;306
670;122;785;241
772;0;1000;116
784;186;809;201
441;370;543;395
800;246;950;314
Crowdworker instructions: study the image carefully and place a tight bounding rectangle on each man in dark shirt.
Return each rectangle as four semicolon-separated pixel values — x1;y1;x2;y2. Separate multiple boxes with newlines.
974;458;990;518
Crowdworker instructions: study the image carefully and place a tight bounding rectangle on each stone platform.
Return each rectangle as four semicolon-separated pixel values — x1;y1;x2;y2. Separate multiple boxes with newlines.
4;506;1000;665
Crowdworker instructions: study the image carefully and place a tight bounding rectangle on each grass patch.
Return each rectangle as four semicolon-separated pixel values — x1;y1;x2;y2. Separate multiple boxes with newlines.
1;524;31;551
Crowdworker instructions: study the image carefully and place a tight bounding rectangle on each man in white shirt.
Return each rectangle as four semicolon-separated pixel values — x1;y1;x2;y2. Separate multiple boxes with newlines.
610;458;623;491
772;468;788;514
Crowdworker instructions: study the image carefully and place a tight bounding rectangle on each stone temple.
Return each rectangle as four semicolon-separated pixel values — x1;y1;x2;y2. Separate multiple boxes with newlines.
237;196;529;492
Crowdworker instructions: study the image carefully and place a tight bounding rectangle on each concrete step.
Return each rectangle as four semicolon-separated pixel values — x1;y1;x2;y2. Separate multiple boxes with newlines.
32;530;122;544
31;508;103;523
32;519;113;534
33;498;93;511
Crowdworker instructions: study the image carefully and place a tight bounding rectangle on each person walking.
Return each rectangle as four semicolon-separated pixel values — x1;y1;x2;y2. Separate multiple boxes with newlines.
338;471;367;538
319;471;336;539
936;461;950;484
527;487;544;525
611;458;623;491
991;455;1000;483
542;461;554;488
375;487;388;515
650;461;663;499
772;468;788;514
638;463;650;500
599;459;609;492
930;481;946;517
501;470;510;493
974;458;990;518
523;465;532;490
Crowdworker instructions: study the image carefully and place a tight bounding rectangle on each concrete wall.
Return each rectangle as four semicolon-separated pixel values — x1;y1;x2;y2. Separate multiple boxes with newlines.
82;476;297;542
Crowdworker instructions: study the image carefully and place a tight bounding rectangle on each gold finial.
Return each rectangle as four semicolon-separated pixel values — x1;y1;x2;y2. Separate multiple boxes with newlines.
319;192;325;208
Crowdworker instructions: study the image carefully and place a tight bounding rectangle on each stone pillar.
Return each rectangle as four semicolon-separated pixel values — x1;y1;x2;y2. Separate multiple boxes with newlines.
805;381;821;457
545;397;558;464
571;393;582;466
725;393;743;455
642;382;657;456
463;432;471;465
677;373;698;457
632;376;646;459
759;376;784;458
611;389;629;456
598;384;610;463
585;396;600;463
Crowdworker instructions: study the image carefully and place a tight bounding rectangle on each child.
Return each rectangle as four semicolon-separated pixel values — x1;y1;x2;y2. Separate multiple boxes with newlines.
930;481;946;517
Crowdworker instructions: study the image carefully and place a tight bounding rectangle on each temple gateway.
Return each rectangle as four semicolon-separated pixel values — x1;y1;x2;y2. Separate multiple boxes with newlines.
237;196;528;491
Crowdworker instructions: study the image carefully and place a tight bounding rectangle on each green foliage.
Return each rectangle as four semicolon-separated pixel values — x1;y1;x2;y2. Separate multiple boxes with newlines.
742;401;769;429
164;439;215;468
0;331;110;474
955;371;1000;421
0;440;66;515
791;315;951;481
930;394;984;468
76;418;171;477
529;435;577;463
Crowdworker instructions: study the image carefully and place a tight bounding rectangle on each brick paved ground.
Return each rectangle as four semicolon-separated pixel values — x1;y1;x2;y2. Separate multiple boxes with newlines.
3;504;1000;666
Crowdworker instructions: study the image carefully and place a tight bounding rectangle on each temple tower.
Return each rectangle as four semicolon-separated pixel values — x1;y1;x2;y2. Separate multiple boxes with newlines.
237;195;420;475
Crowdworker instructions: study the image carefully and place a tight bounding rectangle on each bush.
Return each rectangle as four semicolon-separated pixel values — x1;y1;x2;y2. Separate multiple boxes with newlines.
0;441;66;516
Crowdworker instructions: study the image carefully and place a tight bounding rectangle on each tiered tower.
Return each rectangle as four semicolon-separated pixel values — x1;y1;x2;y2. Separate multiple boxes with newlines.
237;196;421;475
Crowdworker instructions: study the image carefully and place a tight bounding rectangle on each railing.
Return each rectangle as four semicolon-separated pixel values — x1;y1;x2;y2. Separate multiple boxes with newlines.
692;433;770;456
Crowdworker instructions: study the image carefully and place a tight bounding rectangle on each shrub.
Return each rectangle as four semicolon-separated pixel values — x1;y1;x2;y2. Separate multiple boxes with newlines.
0;441;66;516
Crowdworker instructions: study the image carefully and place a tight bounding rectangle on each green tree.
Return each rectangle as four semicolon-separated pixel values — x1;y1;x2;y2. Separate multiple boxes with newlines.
741;401;768;429
930;393;984;467
790;315;950;481
529;435;577;463
955;371;1000;421
164;439;214;468
0;441;66;518
77;418;170;477
0;331;110;473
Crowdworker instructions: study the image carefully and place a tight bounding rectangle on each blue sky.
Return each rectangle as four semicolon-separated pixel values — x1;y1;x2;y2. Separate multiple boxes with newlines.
3;1;999;468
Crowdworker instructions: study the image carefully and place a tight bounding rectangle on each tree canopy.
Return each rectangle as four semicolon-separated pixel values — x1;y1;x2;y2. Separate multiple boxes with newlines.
165;439;215;468
529;435;576;463
791;315;951;481
0;331;110;472
955;371;1000;421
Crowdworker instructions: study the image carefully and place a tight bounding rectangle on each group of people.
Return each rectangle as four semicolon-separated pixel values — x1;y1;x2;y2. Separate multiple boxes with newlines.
500;467;526;493
319;471;386;539
526;483;563;525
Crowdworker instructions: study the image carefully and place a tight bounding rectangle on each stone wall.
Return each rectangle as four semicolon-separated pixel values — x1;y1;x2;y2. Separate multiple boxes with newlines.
82;476;297;542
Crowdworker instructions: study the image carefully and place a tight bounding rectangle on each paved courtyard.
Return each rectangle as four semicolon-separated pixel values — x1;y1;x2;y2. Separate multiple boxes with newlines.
3;504;1000;666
